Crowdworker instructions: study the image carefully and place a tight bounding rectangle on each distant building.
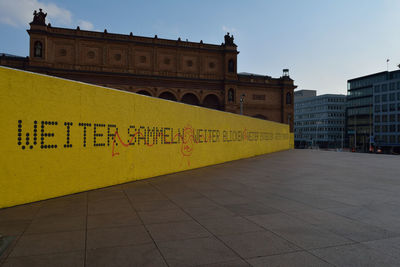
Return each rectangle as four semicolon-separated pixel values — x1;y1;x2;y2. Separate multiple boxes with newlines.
347;70;400;152
294;90;346;148
294;89;316;100
0;9;296;131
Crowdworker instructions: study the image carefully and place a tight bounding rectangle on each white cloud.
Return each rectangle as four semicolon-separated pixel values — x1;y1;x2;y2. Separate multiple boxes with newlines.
0;0;93;30
0;0;71;27
77;20;94;31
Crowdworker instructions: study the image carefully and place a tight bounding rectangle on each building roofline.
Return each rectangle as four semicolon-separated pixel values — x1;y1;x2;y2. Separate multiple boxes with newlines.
28;25;238;52
294;93;346;103
347;70;400;82
0;53;27;59
295;93;346;98
347;71;388;82
238;72;271;78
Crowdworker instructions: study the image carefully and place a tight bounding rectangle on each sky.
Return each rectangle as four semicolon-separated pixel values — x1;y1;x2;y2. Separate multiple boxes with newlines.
0;0;399;95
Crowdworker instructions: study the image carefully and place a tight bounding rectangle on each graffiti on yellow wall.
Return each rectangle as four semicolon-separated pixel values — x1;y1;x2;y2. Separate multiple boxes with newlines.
0;67;290;208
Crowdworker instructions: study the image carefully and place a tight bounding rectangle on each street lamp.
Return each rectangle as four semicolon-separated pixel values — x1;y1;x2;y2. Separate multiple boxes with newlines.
240;93;245;115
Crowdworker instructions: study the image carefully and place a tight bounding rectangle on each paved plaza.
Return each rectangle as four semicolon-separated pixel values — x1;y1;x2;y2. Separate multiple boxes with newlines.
1;150;400;266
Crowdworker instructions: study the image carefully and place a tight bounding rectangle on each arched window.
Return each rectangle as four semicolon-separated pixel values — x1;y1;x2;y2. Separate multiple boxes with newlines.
158;91;177;101
203;94;221;110
34;41;43;58
286;92;292;104
181;93;200;106
136;90;152;96
228;59;235;73
253;114;267;120
228;88;235;102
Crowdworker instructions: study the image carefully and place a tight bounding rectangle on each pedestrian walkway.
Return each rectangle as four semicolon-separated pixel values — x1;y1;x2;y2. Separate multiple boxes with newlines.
1;150;400;266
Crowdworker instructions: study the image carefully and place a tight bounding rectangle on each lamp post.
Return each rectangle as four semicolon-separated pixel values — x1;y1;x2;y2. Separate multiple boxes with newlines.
240;93;245;115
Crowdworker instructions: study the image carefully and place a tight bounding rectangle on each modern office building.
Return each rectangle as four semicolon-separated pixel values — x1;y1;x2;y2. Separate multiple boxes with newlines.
0;9;296;131
294;90;346;148
372;75;400;153
347;70;400;152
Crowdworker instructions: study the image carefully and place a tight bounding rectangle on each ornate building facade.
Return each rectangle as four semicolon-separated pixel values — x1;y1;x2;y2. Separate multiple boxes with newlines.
1;9;296;131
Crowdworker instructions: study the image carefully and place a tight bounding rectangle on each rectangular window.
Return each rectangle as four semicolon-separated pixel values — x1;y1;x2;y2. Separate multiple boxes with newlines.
382;104;388;112
375;105;381;112
374;115;380;123
390;93;395;101
389;83;395;91
382;94;388;102
390;103;396;111
397;82;400;90
382;84;388;92
382;125;388;132
374;85;380;93
390;135;396;143
398;125;400;132
374;95;380;103
398;114;400;122
383;135;388;142
375;125;380;133
390;125;396;132
397;92;400;101
390;114;396;122
382;115;388;122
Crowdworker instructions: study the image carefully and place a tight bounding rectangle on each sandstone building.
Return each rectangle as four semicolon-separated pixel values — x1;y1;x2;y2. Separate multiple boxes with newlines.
0;9;296;131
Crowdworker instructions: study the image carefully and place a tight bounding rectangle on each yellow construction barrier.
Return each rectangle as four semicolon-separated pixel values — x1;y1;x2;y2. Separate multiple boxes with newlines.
0;67;290;208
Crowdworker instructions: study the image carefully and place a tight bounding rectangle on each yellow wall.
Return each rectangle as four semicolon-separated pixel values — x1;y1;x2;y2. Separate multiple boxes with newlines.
0;67;290;208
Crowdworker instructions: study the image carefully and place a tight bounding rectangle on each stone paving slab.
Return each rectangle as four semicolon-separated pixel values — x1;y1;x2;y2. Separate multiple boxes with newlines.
1;150;400;266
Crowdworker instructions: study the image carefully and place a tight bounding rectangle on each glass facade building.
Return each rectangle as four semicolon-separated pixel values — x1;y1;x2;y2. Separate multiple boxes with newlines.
347;70;400;152
294;90;346;148
373;77;400;151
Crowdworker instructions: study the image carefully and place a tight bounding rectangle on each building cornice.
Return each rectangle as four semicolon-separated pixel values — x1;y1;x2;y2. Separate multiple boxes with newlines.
27;27;239;54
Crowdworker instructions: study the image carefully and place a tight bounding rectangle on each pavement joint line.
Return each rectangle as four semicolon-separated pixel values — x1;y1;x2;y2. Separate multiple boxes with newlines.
303;238;388;267
230;179;343;266
193;259;249;267
239;208;346;266
84;240;154;250
0;204;42;265
148;182;259;266
241;249;312;260
10;229;86;237
121;188;171;267
2;249;84;260
86;223;145;230
148;182;251;265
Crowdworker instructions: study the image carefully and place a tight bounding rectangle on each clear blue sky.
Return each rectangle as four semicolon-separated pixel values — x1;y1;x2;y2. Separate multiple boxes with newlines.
1;0;399;95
